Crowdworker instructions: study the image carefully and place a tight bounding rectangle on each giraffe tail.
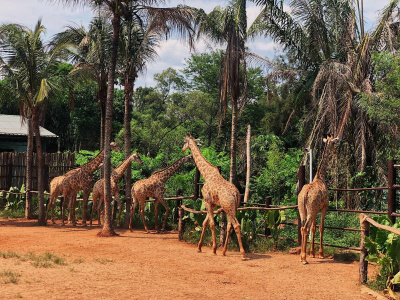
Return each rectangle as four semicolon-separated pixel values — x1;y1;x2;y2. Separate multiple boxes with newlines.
300;188;309;228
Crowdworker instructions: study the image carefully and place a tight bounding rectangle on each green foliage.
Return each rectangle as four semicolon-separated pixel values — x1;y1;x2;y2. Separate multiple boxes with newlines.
359;52;400;125
365;216;400;292
265;209;286;249
3;185;25;211
250;134;303;204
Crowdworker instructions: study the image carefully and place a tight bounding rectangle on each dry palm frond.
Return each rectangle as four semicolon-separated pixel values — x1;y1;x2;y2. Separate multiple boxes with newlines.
144;5;195;50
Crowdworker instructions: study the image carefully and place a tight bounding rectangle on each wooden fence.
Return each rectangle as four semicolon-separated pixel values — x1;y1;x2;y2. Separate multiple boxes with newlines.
359;213;400;284
178;159;398;252
0;152;76;191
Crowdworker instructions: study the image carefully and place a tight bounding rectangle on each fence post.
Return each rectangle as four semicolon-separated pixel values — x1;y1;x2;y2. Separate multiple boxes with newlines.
174;189;182;223
178;206;184;241
297;165;306;246
265;196;272;236
359;214;370;284
194;167;200;200
388;159;396;223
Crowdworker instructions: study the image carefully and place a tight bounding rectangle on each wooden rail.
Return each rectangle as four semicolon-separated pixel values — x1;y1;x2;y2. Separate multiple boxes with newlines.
329;187;388;191
359;213;400;284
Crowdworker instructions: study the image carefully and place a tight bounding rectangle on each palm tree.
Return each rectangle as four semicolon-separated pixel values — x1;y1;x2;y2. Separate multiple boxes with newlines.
195;0;248;186
194;0;248;246
250;0;400;200
117;19;159;228
0;20;71;224
52;16;113;150
54;0;194;236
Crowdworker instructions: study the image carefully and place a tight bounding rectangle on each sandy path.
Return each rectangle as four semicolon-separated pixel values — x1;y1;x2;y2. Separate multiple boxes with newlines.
0;219;381;300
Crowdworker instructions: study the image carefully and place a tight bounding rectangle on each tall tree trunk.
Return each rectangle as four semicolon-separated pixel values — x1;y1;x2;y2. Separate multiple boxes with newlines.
98;81;107;151
25;117;33;219
32;111;46;225
244;125;251;203
123;78;133;229
229;98;238;185
98;82;107;178
99;13;121;237
207;114;213;147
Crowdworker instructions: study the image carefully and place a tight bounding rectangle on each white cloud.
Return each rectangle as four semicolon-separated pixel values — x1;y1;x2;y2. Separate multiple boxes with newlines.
0;0;93;40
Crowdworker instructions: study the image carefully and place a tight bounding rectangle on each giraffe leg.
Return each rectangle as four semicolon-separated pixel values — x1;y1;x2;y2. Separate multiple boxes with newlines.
206;204;217;255
89;197;96;227
70;195;77;226
61;195;68;226
81;189;90;226
319;206;328;259
97;197;103;226
50;197;56;224
129;195;138;232
117;196;123;228
230;216;247;260
46;195;56;224
154;200;159;232
221;221;232;256
157;197;170;232
300;219;311;264
138;200;149;233
310;221;316;258
197;214;209;253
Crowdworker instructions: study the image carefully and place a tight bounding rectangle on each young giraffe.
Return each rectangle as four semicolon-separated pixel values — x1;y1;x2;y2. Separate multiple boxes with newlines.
59;142;121;226
90;152;143;227
181;135;246;260
129;155;194;233
298;135;339;264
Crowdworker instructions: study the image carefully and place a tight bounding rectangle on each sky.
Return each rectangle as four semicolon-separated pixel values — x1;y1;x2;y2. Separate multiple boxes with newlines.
0;0;391;87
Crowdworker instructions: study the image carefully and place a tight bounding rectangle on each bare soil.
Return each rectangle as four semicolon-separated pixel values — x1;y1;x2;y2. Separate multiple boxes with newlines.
0;218;383;300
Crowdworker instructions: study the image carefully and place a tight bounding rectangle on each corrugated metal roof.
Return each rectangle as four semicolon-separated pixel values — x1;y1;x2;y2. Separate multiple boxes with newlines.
0;115;58;138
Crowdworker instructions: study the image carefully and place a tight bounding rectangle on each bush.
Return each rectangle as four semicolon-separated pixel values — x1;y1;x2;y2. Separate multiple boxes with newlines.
365;216;400;294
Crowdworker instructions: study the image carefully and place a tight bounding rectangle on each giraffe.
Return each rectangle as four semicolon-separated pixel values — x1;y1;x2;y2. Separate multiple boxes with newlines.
129;155;194;233
298;135;339;264
181;134;246;260
57;142;121;226
46;174;74;224
90;152;143;227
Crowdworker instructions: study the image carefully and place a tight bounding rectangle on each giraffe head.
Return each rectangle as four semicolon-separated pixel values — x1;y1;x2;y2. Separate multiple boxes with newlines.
130;152;143;165
182;134;192;152
183;155;195;164
110;142;122;153
182;134;202;152
323;135;340;154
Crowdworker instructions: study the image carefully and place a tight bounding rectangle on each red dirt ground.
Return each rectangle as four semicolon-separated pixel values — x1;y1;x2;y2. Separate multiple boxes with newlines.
0;218;385;300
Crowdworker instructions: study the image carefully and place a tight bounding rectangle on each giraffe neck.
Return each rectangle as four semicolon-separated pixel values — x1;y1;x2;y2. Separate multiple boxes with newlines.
188;139;220;181
112;156;133;181
314;144;331;182
153;156;189;184
80;149;104;175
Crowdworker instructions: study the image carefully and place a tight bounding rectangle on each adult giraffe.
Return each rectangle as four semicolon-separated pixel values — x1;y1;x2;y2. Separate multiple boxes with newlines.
90;152;143;227
181;134;246;260
48;142;121;226
298;135;339;264
129;155;194;233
